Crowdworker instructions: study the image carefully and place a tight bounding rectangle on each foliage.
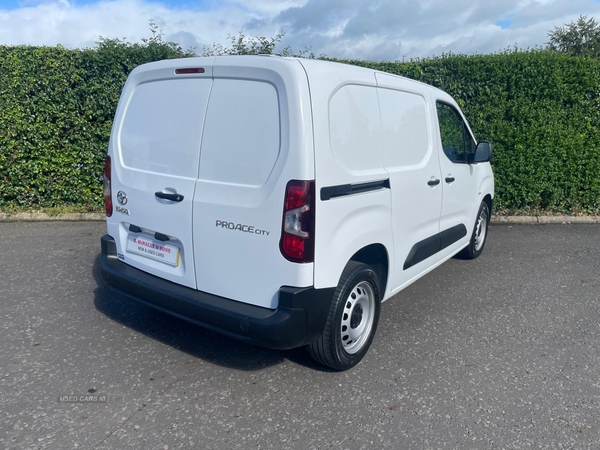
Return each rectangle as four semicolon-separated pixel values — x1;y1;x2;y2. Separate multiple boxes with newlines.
1;30;599;213
331;49;600;213
202;31;285;56
201;31;317;58
0;23;192;209
548;15;600;58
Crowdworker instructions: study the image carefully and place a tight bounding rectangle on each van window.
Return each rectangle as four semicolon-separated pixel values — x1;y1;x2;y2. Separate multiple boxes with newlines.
436;102;475;164
199;79;280;186
329;85;384;171
120;79;212;179
378;89;430;168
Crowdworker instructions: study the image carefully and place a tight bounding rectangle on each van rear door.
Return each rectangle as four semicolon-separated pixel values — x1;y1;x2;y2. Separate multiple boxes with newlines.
191;57;315;309
106;60;214;289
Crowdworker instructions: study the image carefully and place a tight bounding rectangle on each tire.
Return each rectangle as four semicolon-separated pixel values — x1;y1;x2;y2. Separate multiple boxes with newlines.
308;261;381;371
459;201;490;260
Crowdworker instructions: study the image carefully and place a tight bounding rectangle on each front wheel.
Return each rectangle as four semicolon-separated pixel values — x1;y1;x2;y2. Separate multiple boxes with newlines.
459;201;490;259
308;261;381;371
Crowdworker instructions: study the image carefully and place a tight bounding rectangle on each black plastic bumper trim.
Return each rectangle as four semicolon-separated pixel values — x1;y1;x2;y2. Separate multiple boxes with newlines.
100;235;334;350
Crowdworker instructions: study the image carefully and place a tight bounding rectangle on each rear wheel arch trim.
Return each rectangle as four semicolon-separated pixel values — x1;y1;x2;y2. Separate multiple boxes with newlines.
482;193;493;217
345;243;390;301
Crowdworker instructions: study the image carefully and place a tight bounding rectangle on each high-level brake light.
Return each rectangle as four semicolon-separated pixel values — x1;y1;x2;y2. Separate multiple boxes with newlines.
175;68;205;74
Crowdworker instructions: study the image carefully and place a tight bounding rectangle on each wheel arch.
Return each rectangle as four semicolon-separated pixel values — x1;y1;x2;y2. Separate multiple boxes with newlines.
482;194;493;216
477;172;494;219
348;243;389;301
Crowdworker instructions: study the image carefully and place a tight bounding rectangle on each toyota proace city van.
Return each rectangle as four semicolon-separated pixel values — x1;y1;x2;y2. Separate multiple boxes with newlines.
100;56;494;370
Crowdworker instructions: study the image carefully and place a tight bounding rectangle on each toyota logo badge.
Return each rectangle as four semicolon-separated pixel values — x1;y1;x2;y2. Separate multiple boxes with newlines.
117;191;128;205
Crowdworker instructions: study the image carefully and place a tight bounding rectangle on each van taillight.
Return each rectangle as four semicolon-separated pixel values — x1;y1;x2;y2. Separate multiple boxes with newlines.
103;156;112;217
280;180;315;263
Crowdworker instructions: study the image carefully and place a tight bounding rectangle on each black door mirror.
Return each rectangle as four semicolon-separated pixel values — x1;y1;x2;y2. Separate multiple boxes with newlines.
473;141;492;163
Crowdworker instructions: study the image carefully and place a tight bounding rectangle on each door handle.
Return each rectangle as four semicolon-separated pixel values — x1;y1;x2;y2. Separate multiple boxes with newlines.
427;179;441;187
445;176;456;183
155;191;184;202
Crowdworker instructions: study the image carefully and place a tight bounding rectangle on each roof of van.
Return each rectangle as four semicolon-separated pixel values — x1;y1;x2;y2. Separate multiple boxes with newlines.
134;55;453;102
294;57;451;99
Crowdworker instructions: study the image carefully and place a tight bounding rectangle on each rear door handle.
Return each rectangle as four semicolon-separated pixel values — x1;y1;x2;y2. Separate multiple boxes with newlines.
155;191;184;202
445;176;455;183
427;179;441;187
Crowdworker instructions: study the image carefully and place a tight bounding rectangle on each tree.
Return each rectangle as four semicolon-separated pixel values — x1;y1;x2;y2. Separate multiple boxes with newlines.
201;31;317;58
548;15;600;57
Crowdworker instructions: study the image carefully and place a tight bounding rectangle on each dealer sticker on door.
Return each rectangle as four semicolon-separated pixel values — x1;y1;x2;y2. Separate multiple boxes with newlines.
126;235;180;267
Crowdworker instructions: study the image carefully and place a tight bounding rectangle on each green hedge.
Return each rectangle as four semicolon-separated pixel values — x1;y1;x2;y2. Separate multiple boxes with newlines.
1;45;599;213
0;40;189;210
336;51;600;213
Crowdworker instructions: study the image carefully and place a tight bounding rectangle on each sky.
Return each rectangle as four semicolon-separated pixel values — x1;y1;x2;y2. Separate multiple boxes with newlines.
0;0;599;61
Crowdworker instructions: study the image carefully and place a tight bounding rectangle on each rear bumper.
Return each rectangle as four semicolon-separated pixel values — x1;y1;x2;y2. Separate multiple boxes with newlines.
100;235;334;350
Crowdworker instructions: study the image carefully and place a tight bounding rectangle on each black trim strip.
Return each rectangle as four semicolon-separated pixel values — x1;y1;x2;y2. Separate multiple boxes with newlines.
321;179;390;201
403;224;468;270
440;224;467;251
403;234;440;271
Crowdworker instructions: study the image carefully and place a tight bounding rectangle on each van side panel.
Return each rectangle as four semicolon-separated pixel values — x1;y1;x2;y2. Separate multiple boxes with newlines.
192;58;314;309
329;84;385;171
300;60;394;294
375;74;443;295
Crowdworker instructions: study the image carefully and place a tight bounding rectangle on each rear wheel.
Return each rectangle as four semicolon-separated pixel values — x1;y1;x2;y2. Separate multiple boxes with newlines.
459;201;490;259
308;261;381;371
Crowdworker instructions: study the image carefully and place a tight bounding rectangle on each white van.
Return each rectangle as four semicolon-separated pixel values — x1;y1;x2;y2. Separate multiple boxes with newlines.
100;56;494;370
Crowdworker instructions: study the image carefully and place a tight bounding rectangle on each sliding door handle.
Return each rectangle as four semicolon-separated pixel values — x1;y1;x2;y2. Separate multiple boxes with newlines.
445;176;456;183
427;179;441;187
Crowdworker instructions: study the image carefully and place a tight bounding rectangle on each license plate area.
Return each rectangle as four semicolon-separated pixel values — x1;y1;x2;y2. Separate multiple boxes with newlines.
126;234;180;267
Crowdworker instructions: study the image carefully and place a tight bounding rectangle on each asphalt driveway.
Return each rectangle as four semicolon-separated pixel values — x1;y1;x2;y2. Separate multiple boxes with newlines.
0;222;599;449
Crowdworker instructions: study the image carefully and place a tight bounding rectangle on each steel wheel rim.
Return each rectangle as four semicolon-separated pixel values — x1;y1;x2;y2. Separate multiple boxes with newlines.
340;281;376;355
474;208;488;251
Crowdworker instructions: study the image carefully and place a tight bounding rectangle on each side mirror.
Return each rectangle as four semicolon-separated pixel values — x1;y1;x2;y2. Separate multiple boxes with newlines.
473;141;492;163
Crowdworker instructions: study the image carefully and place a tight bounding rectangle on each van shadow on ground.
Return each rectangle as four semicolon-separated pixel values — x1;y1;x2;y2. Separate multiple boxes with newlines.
91;254;332;372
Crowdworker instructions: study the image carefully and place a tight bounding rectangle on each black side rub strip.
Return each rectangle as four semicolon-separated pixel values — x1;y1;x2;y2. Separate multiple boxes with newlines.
321;179;390;201
403;224;467;270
